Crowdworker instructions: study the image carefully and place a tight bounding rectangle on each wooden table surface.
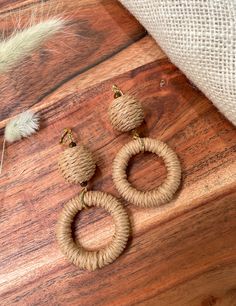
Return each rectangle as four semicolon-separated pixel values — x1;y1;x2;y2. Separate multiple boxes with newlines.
0;1;236;305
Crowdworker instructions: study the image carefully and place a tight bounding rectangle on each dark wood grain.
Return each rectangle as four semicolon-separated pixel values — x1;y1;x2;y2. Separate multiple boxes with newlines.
1;58;236;306
0;0;145;121
0;1;236;306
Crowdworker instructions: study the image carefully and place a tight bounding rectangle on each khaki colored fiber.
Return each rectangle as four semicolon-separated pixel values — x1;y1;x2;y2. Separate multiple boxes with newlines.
109;94;144;132
56;191;130;271
112;138;181;208
58;145;96;185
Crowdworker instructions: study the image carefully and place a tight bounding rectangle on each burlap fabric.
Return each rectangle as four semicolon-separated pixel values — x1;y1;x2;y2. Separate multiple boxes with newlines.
120;0;236;125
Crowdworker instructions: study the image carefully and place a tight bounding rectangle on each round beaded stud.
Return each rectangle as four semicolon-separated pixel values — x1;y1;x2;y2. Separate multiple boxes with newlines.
109;86;181;208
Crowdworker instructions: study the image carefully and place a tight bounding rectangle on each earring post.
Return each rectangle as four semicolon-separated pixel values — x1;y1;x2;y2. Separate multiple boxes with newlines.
112;84;123;98
59;128;75;145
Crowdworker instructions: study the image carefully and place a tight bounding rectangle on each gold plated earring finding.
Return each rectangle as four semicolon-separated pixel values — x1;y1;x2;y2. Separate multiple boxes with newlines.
56;128;130;271
109;86;181;208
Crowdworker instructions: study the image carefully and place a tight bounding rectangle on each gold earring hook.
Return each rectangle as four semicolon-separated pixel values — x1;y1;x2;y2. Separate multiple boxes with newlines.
112;84;123;99
59;128;76;147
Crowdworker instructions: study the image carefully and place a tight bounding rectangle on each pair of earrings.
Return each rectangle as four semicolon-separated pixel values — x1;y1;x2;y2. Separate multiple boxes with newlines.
56;85;181;271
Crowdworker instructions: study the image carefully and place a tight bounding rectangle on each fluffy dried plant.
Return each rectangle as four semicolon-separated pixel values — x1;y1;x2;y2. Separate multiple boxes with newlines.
4;110;40;142
0;111;40;174
0;17;64;73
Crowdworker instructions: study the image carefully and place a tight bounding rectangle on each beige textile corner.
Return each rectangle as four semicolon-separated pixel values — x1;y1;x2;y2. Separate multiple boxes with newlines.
120;0;236;126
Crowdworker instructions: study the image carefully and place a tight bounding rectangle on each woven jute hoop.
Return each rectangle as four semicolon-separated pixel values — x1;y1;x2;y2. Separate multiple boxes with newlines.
112;138;181;208
56;190;130;271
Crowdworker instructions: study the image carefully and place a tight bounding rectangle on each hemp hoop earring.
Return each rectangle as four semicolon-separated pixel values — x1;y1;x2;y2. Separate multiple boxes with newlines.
109;86;181;208
56;128;130;271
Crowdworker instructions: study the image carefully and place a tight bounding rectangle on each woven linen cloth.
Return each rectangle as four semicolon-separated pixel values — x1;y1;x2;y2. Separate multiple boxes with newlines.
120;0;236;125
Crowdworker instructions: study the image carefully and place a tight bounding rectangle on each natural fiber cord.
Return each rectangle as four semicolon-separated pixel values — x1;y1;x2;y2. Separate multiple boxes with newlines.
58;145;96;185
113;138;181;207
56;191;130;271
109;94;144;132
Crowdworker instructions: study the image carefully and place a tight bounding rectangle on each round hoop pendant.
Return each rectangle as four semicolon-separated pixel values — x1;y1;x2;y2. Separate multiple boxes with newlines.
112;138;181;208
56;191;130;271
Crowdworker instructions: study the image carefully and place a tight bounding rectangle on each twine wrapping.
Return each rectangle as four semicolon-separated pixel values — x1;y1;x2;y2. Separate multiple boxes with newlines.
112;138;181;207
58;145;96;185
56;191;130;271
109;94;144;132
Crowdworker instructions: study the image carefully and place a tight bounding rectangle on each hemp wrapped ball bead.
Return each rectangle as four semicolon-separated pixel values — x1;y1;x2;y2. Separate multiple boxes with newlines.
58;145;96;185
109;94;144;132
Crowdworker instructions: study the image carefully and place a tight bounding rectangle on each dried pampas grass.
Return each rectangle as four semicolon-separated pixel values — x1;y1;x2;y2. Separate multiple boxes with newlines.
0;111;40;174
0;17;64;73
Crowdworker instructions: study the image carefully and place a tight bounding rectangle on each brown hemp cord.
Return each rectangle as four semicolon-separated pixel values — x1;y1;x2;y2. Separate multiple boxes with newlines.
112;138;181;208
56;190;130;271
58;145;96;185
109;94;144;132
